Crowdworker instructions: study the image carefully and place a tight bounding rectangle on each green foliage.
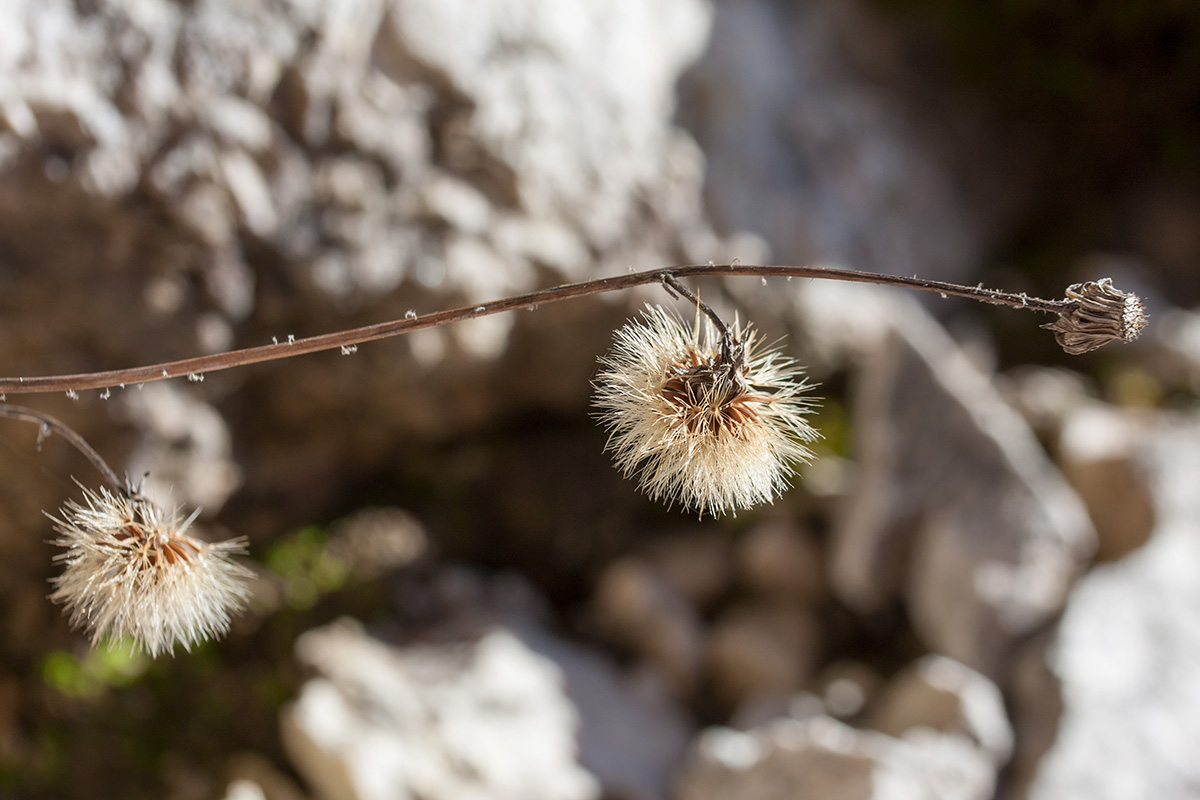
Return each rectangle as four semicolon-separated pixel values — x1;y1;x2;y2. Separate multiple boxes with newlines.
810;398;852;458
263;526;349;610
40;641;150;698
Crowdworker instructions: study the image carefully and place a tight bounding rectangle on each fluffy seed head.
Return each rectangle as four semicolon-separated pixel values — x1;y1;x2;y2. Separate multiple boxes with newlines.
593;305;819;515
48;483;252;657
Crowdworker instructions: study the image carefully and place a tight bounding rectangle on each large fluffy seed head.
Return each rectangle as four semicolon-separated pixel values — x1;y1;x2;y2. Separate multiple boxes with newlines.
49;484;253;657
594;305;819;515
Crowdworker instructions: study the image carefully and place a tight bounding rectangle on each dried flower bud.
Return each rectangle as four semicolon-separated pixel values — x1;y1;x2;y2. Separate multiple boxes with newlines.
1044;278;1148;355
593;305;819;515
49;483;252;657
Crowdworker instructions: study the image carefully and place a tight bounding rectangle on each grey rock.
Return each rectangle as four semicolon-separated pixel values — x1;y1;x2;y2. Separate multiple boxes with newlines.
998;366;1093;436
0;0;721;544
325;506;429;579
679;0;988;280
1146;305;1200;394
379;0;713;253
705;601;822;707
284;570;693;800
1058;403;1156;562
221;780;269;800
788;280;922;375
815;660;883;720
282;618;602;800
1002;632;1062;800
831;306;1096;677
865;655;1013;767
639;530;735;611
117;381;241;512
677;716;998;800
514;609;695;800
592;556;705;695
736;517;825;604
224;753;309;800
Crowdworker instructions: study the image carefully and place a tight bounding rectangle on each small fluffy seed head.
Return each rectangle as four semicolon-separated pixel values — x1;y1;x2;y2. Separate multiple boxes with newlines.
48;483;252;657
1044;278;1148;355
593;305;819;515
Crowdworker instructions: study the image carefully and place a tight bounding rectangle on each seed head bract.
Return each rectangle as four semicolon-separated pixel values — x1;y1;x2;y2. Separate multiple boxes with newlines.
593;304;819;515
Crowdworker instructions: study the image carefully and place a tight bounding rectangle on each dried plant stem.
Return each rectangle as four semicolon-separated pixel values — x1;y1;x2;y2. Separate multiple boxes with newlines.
660;273;745;372
0;263;1076;397
0;404;123;490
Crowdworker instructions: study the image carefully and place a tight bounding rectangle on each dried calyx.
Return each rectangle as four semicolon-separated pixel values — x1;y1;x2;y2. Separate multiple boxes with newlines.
658;277;754;435
1045;278;1148;355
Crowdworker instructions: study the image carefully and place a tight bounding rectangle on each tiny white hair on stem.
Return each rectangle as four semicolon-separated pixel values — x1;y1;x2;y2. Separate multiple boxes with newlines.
48;483;252;657
593;304;819;516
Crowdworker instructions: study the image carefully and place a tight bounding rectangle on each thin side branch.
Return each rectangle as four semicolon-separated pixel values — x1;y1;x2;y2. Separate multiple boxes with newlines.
660;273;745;373
0;405;123;490
0;263;1087;397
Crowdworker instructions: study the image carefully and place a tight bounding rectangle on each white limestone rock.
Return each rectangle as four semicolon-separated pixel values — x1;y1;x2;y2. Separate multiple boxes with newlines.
282;619;600;800
1021;414;1200;800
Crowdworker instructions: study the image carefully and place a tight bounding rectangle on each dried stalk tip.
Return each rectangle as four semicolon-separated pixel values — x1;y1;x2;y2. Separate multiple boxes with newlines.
1044;278;1148;355
48;483;252;657
593;305;819;516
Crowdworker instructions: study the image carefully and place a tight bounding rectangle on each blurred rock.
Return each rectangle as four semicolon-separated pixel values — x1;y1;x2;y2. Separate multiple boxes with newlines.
831;307;1096;677
790;280;921;375
282;619;601;800
285;569;693;800
815;660;882;721
1144;304;1200;394
677;716;998;800
1058;404;1155;562
639;530;734;610
221;780;267;800
998;366;1093;436
225;753;309;800
0;0;720;542
736;518;824;603
117;381;241;512
728;691;827;733
592;556;705;695
380;0;713;254
512;605;695;800
1019;414;1200;800
705;602;821;707
679;0;989;281
1003;632;1062;800
326;506;428;579
865;655;1013;767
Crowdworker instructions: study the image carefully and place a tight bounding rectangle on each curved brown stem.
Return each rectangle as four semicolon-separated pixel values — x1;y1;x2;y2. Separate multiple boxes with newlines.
0;262;1078;396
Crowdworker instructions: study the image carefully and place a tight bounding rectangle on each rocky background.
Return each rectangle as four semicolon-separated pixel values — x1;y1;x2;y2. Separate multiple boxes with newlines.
1;1;1199;798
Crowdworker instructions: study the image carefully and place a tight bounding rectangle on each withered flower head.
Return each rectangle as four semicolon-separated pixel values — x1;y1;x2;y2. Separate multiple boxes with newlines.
1044;278;1148;355
49;483;252;657
593;305;819;515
